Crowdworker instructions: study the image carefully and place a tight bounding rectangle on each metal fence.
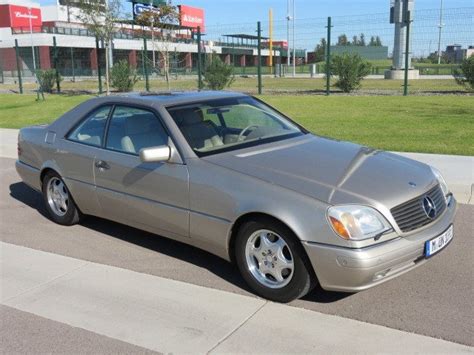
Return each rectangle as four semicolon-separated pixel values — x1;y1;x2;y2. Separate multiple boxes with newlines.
0;6;472;95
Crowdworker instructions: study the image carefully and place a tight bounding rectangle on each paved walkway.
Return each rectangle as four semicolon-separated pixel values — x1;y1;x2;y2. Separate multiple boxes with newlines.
1;242;471;354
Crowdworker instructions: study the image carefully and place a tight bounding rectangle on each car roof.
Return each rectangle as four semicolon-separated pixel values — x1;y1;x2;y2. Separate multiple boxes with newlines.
47;91;250;135
94;91;248;106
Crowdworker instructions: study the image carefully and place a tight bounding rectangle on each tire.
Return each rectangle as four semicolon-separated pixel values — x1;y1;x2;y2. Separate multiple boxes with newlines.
235;217;316;303
42;171;82;226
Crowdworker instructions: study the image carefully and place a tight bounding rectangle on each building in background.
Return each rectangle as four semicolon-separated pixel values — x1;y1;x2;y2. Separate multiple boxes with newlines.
444;45;474;64
0;0;305;82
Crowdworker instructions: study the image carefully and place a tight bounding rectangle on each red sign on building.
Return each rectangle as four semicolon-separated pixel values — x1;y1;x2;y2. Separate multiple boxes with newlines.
178;5;205;32
0;5;42;29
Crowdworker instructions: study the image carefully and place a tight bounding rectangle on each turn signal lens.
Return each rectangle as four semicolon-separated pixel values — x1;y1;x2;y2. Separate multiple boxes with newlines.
329;216;350;240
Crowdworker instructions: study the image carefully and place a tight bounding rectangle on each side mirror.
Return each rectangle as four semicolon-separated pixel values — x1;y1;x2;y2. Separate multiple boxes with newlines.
139;145;171;163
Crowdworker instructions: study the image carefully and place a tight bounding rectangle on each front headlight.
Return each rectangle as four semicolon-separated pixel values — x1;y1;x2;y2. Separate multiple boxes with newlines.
327;205;392;241
430;167;449;197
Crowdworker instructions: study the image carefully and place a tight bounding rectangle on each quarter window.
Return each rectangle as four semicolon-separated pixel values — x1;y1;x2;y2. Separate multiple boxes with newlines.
105;106;169;154
68;106;111;147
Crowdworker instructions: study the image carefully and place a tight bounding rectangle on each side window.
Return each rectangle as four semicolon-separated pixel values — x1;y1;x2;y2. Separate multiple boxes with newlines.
105;106;169;154
68;106;111;147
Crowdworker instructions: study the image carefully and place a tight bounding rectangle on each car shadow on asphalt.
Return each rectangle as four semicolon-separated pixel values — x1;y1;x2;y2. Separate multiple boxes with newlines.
10;181;352;304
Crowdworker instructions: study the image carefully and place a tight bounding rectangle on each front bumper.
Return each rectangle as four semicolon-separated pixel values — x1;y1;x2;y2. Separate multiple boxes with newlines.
303;196;457;292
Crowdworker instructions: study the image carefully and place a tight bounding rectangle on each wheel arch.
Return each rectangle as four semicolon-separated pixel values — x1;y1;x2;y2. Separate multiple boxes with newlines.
39;161;64;185
227;212;310;267
228;211;319;288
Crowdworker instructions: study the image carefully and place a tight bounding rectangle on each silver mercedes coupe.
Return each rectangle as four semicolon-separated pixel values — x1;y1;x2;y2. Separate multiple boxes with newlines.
16;92;457;302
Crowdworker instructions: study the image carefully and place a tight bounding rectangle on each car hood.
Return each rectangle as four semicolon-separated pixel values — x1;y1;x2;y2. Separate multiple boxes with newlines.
203;135;437;208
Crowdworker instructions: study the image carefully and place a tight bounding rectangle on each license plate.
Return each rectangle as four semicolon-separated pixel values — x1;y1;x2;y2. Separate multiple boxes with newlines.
425;225;453;257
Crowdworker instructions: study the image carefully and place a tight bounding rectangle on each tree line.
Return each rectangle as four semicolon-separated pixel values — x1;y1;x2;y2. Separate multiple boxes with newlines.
312;33;384;63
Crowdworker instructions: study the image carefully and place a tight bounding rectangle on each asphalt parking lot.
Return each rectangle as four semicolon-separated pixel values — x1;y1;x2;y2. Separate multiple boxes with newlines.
1;156;473;347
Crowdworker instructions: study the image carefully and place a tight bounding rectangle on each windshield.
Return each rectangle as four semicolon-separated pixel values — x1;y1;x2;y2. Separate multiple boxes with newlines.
167;96;304;156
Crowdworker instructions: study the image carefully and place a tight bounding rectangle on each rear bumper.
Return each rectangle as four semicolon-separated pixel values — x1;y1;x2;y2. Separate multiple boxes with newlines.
16;160;41;192
303;196;457;292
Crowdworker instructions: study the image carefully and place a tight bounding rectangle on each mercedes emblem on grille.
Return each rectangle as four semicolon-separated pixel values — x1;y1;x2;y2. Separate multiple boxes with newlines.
422;196;437;219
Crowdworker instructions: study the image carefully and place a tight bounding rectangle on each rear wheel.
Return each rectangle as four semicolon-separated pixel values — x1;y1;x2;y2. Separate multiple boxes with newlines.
235;218;316;302
42;171;82;225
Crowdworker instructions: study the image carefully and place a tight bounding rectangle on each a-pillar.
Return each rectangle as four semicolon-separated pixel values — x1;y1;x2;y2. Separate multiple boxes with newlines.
185;52;192;69
240;55;246;67
38;46;51;69
129;50;137;68
90;48;98;75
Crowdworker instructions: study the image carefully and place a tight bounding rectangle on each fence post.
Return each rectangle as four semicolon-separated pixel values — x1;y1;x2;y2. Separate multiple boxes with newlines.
53;36;61;93
95;37;103;94
14;39;23;94
403;9;411;96
143;36;150;92
257;21;262;95
70;47;75;82
197;26;203;90
325;17;332;96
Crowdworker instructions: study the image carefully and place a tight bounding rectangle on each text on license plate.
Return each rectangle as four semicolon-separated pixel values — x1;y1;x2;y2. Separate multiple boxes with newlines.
425;225;453;257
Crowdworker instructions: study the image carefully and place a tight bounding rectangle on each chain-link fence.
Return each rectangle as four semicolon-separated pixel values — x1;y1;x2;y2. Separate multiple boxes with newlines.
0;6;472;95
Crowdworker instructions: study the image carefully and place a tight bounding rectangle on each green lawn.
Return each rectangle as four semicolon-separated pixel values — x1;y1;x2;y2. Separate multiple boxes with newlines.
0;94;472;156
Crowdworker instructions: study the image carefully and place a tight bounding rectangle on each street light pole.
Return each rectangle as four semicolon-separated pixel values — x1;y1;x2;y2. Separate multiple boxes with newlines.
150;0;156;68
437;0;444;65
292;0;296;77
286;0;291;75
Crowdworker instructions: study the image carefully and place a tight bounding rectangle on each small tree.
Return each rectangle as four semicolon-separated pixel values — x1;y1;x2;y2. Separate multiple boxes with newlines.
352;35;358;46
110;60;139;92
203;55;234;90
375;36;383;47
337;34;349;46
77;0;123;95
36;69;62;93
329;53;372;93
313;38;326;62
455;56;474;91
136;4;179;90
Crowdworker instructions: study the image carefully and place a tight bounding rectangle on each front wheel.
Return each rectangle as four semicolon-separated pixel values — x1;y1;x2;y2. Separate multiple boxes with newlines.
42;171;82;226
235;218;316;302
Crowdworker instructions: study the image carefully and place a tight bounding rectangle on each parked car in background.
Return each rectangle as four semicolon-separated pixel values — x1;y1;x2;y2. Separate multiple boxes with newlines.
16;92;456;302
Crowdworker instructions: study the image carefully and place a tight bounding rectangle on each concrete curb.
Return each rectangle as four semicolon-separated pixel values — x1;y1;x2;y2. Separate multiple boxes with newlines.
2;242;472;354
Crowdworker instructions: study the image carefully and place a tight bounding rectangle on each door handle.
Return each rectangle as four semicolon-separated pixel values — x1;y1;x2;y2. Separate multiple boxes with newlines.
95;160;110;170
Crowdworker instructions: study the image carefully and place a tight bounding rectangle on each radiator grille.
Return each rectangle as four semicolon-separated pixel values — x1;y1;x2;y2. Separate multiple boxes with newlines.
391;185;446;233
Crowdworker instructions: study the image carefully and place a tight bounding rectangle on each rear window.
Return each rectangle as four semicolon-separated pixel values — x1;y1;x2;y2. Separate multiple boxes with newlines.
68;106;111;147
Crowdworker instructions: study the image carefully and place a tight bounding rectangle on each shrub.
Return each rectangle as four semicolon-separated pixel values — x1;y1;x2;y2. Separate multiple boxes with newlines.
110;60;139;92
329;53;372;93
36;69;61;93
203;55;235;90
455;56;474;91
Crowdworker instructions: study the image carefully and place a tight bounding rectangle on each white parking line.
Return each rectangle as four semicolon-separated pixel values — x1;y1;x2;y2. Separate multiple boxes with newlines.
1;242;471;354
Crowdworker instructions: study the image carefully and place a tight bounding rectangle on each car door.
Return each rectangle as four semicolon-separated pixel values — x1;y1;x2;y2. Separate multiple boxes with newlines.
93;105;190;239
55;105;113;215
